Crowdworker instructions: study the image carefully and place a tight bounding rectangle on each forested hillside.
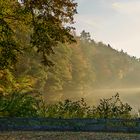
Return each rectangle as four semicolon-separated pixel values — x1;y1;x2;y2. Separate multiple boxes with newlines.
1;29;140;102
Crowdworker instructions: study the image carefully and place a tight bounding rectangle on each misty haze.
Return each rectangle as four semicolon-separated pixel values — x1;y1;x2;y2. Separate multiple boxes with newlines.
3;0;140;139
2;0;140;122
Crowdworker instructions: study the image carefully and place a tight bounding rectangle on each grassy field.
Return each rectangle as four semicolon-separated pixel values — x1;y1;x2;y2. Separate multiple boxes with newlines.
0;132;140;140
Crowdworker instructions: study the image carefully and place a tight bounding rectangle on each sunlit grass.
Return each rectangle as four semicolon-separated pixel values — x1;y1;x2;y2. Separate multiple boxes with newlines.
1;132;140;140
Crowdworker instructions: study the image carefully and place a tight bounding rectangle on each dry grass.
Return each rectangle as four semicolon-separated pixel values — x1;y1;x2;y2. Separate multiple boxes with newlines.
0;132;140;140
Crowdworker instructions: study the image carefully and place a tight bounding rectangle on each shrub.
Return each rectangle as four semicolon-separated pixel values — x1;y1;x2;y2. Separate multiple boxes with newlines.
45;98;90;118
0;92;133;119
95;93;132;119
0;90;41;117
45;93;132;119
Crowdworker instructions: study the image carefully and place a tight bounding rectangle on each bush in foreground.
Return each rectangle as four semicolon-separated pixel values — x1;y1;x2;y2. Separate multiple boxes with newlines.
0;91;132;118
44;93;132;119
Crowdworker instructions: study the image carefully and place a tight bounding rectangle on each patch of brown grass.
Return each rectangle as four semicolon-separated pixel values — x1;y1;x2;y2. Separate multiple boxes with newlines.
0;132;140;140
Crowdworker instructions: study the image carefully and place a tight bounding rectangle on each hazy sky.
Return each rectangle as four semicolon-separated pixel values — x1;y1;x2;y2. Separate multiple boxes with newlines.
74;0;140;58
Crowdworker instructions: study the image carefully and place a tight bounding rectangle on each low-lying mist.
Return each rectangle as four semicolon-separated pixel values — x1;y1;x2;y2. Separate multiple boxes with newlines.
44;87;140;114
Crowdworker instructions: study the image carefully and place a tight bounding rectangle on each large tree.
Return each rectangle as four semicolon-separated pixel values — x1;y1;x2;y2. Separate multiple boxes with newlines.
0;0;77;69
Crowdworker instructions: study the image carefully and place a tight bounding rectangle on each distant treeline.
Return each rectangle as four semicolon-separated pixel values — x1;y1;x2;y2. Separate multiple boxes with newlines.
1;30;140;101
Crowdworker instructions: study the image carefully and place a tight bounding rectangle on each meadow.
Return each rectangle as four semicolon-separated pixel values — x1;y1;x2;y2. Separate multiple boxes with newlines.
1;132;140;140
